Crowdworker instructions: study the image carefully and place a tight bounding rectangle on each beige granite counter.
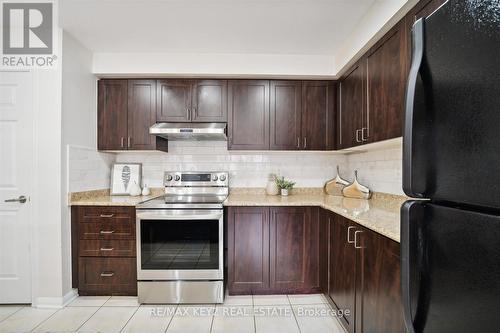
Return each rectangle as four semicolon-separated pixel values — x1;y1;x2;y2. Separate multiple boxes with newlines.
70;188;406;243
224;189;406;243
69;188;163;206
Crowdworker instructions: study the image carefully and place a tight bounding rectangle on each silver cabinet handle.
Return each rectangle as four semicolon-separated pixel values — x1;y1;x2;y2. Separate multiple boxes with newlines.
100;214;114;218
361;127;368;142
100;248;114;251
120;137;125;148
303;137;307;149
127;137;131;148
354;230;364;249
356;129;362;143
297;137;300;149
4;195;27;204
347;226;356;243
187;108;191;120
100;230;115;234
100;272;114;277
193;107;197;118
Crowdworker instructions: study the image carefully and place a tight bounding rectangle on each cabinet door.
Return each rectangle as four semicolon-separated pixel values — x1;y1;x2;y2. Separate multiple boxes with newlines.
302;81;336;150
355;227;404;333
366;20;408;142
192;80;227;122
156;80;192;122
227;80;270;150
269;207;320;293
97;80;128;150
127;80;157;150
269;80;302;150
329;215;356;332
227;207;270;294
338;63;366;149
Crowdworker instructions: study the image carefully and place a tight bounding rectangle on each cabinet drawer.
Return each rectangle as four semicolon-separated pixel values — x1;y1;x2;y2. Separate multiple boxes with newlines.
79;220;135;240
79;240;136;257
78;257;137;296
80;206;134;220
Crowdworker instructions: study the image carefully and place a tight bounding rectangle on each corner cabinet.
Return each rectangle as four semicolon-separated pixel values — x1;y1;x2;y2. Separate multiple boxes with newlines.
97;79;168;152
323;210;405;333
227;206;321;294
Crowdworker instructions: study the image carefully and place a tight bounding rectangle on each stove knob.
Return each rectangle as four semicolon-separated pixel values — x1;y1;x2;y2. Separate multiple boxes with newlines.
219;174;226;181
174;175;180;181
212;175;218;181
166;174;173;181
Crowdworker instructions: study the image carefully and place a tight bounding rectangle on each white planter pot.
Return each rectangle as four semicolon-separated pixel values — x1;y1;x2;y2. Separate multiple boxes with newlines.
281;189;289;196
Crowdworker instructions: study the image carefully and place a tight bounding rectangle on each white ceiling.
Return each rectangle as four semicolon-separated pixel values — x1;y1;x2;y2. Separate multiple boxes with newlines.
60;0;377;56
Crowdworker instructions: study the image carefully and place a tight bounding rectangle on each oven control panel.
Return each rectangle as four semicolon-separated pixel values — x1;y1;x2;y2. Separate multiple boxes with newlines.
164;171;228;187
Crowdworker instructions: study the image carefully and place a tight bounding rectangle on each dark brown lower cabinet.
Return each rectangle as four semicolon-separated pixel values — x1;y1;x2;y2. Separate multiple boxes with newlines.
227;206;320;295
323;209;405;333
355;225;405;333
72;206;137;296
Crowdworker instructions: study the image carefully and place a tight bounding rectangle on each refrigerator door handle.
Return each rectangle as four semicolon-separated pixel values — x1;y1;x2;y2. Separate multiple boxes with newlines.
403;19;425;198
401;200;426;333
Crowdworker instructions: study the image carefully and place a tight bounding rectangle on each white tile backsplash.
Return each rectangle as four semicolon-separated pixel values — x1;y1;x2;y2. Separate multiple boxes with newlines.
67;145;115;192
345;146;403;195
114;141;347;188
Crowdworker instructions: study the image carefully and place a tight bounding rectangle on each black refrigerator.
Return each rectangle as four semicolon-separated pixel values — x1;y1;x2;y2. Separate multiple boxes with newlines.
401;0;500;332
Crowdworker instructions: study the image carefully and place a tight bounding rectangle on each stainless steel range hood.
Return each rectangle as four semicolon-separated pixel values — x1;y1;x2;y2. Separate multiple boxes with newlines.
149;123;227;141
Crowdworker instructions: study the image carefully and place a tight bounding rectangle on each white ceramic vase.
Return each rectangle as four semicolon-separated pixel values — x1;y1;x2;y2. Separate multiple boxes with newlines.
281;189;289;196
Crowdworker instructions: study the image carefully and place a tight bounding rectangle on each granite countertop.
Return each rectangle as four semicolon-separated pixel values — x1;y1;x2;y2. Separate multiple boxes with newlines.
69;188;406;243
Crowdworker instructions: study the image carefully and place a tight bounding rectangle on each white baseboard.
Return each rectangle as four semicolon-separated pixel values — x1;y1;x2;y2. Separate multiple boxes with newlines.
33;289;78;309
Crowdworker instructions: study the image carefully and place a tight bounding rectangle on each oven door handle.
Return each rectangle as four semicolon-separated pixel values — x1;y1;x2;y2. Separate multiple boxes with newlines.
136;209;223;220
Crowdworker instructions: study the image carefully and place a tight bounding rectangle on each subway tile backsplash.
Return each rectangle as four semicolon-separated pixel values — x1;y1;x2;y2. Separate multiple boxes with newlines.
68;141;404;195
114;141;348;188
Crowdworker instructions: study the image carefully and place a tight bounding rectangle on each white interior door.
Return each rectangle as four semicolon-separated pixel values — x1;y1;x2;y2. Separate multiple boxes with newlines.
0;71;33;303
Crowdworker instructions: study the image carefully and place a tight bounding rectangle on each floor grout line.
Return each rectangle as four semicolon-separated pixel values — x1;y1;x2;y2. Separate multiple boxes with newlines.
73;297;111;332
0;305;25;324
118;305;141;333
252;294;257;333
28;306;62;332
287;295;303;333
163;304;178;333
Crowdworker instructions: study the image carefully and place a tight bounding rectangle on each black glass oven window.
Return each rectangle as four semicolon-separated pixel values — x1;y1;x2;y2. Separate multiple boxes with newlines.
181;174;211;182
140;220;219;270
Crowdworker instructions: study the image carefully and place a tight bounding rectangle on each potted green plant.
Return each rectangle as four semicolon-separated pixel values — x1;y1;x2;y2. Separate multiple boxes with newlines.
276;176;296;196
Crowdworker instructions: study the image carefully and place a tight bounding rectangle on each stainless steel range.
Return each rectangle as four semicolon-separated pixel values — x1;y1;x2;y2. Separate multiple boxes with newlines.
135;171;228;304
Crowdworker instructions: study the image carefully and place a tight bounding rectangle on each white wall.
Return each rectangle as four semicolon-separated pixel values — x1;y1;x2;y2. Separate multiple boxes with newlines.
93;53;335;78
60;31;104;302
115;141;347;188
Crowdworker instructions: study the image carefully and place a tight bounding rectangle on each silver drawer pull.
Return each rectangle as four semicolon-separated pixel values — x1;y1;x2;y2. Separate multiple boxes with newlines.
100;230;115;234
354;230;364;249
347;226;356;243
100;247;114;251
100;214;114;218
100;272;114;277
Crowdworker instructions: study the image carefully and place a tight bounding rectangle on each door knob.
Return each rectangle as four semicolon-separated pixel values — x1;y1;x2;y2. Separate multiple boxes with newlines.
4;195;27;203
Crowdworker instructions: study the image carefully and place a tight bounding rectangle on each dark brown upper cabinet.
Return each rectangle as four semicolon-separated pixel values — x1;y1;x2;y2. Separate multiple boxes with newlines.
228;80;270;150
156;80;193;122
98;80;129;150
365;20;408;143
156;79;227;123
192;80;228;122
302;81;336;150
127;80;157;150
338;61;366;150
98;79;167;152
270;80;302;150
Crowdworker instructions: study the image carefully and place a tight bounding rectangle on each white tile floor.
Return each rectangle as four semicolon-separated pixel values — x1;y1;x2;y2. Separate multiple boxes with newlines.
0;294;347;333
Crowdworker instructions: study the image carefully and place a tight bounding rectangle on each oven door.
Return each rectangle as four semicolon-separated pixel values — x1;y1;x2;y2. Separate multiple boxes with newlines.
136;209;223;280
